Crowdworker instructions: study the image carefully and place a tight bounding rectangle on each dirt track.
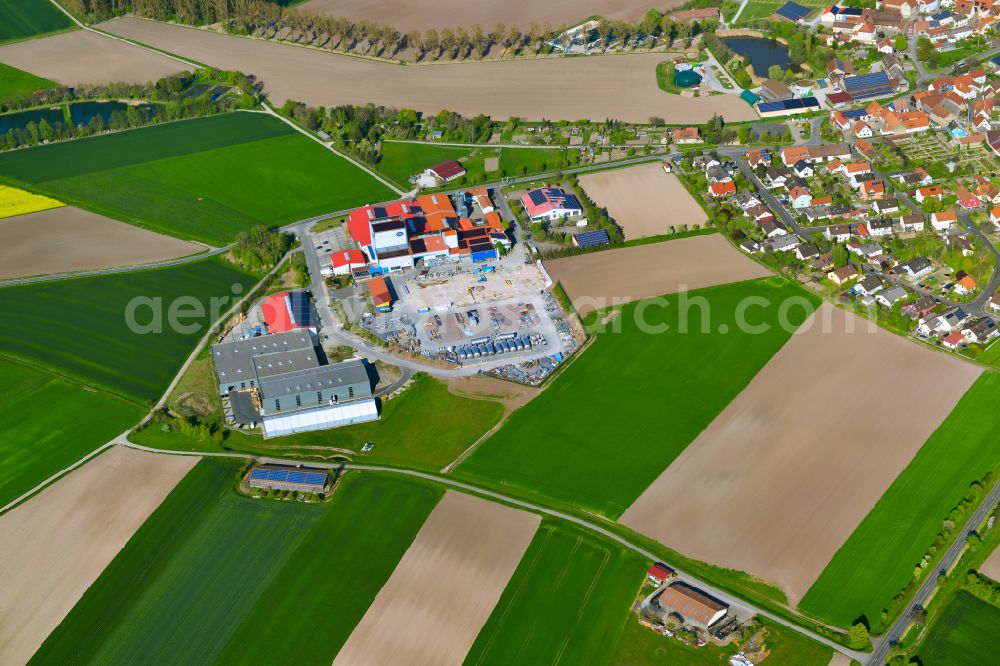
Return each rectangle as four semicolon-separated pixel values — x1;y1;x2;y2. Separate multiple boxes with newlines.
0;447;196;665
578;162;707;240
620;304;981;605
99;19;758;124
0;207;201;279
333;490;539;665
0;29;182;87
545;234;770;315
301;0;682;32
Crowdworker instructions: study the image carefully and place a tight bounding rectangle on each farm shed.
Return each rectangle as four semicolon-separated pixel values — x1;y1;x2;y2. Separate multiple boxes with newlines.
247;464;329;493
655;583;729;628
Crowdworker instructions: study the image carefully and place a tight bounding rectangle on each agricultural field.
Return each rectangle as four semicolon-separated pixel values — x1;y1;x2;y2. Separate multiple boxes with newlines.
1;447;197;665
464;520;645;665
0;359;143;511
918;590;1000;665
0;257;255;403
100;18;759;124
0;112;395;245
0;0;75;44
799;372;1000;628
0;62;57;99
622;304;981;606
0;183;63;219
458;278;817;517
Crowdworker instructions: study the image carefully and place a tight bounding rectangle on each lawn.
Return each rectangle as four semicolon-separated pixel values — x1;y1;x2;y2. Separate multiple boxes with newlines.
464;520;646;665
0;358;143;510
457;278;818;517
218;472;442;664
132;373;505;470
0;0;75;44
0;257;255;403
736;1;785;22
0;62;58;99
377;141;489;185
0;112;395;245
498;147;573;177
918;590;1000;665
799;372;1000;629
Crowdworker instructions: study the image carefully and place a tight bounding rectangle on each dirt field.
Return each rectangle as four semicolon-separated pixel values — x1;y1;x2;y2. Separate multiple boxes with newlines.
300;0;682;32
446;375;539;416
99;19;759;124
333;490;539;665
578;162;707;240
0;207;201;279
545;234;770;315
620;304;981;605
0;446;197;665
828;654;853;666
0;29;183;87
978;545;1000;583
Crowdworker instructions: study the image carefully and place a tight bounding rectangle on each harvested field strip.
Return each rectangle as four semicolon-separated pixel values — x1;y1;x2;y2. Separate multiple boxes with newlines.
0;446;197;666
544;234;771;315
0;0;75;44
458;279;817;518
0;62;57;99
217;473;442;664
0;358;143;511
799;372;1000;628
0;206;202;280
621;304;982;606
918;590;1000;665
99;18;760;124
39;458;323;664
464;520;645;665
0;183;63;219
333;491;540;666
0;258;255;403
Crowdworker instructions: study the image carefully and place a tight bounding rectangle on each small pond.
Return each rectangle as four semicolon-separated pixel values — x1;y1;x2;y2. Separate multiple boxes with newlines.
0;107;65;134
68;101;160;127
724;37;790;77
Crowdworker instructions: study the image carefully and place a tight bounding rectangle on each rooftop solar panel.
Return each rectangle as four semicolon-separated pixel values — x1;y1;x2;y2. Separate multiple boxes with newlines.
250;467;327;485
288;291;315;329
776;1;810;20
528;190;548;205
757;98;820;113
573;229;611;248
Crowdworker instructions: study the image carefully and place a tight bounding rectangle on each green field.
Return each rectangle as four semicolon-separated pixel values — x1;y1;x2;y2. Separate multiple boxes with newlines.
0;63;57;100
0;258;255;403
458;279;818;517
499;147;572;177
377;141;489;185
0;0;75;44
800;372;1000;628
0;358;142;509
0;112;395;245
132;373;504;470
34;465;443;664
464;520;645;665
919;590;1000;665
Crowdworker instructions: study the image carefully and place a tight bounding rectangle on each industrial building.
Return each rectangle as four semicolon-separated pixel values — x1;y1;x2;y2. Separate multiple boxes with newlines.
261;290;317;334
247;464;328;493
655;583;729;628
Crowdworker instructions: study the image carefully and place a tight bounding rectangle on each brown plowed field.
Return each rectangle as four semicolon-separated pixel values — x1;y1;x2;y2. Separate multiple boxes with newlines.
300;0;681;32
620;304;981;605
0;446;197;665
0;29;182;87
98;18;759;124
0;207;201;279
332;490;539;666
578;162;707;240
544;234;770;315
978;544;1000;583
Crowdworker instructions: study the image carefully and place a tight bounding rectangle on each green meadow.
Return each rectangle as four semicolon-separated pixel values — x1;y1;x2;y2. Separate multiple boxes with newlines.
0;63;57;99
0;358;142;510
377;141;486;185
0;0;75;44
0;112;395;245
799;372;1000;628
33;466;442;664
918;590;1000;665
0;258;255;403
464;520;645;665
458;278;818;517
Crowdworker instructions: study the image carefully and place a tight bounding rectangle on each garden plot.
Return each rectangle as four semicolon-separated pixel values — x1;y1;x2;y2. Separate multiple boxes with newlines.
621;303;981;604
578;162;707;240
333;491;539;665
0;446;196;665
545;234;770;315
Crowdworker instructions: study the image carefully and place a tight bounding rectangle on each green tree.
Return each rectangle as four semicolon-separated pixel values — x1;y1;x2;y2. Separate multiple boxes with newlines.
894;35;907;52
847;623;870;650
833;243;849;268
767;64;784;81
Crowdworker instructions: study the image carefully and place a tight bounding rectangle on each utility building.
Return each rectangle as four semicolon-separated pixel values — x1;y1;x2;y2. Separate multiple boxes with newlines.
247;464;328;493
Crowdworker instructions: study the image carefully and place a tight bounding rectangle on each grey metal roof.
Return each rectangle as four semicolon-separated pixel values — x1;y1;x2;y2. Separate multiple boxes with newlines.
212;331;318;385
258;359;373;411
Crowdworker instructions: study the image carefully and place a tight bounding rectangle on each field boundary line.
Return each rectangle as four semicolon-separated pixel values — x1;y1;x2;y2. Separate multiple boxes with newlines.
0;438;118;515
382;139;567;150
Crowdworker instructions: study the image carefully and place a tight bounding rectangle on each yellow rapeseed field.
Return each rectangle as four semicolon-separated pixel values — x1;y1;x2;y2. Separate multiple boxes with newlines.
0;184;64;220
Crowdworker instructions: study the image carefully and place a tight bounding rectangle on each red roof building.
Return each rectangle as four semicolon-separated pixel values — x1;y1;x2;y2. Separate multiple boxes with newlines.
647;563;675;584
328;249;367;275
428;160;466;182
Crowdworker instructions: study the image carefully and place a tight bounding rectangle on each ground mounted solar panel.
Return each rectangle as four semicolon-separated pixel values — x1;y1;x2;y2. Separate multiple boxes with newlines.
776;1;810;20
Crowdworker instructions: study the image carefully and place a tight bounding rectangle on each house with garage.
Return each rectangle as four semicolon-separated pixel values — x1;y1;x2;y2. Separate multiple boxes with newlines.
867;217;895;236
760;219;789;237
962;318;999;344
795;242;821;260
828;265;860;285
876;285;908;306
931;211;958;231
520;187;583;221
915;185;944;203
872;199;899;216
854;273;885;296
903;294;937;319
826;224;854;242
953;274;977;295
896;256;934;278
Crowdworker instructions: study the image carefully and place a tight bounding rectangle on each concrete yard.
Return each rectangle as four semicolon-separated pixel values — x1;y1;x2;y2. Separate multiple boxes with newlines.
332;490;539;666
545;234;771;315
0;447;197;665
620;304;982;605
0;207;202;279
578;162;707;240
99;19;759;124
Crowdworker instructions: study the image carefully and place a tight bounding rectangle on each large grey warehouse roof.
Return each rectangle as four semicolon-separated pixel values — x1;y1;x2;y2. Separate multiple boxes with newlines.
212;330;318;384
258;358;372;400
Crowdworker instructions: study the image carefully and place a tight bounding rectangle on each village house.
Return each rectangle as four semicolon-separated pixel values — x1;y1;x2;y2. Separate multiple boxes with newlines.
854;273;885;296
953;274;977;295
899;213;926;233
826;224;854;242
672;127;701;144
915;185;944;203
896;256;934;278
829;265;860;285
931;211;958;231
876;285;909;307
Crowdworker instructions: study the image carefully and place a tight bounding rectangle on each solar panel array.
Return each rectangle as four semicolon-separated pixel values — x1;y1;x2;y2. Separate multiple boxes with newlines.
573;229;611;248
288;291;316;329
250;467;327;486
757;97;820;113
843;72;893;99
775;1;811;21
529;190;548;205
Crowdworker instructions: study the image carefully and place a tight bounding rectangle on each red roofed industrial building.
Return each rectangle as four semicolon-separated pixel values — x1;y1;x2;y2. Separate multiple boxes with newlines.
327;249;367;276
261;291;317;334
